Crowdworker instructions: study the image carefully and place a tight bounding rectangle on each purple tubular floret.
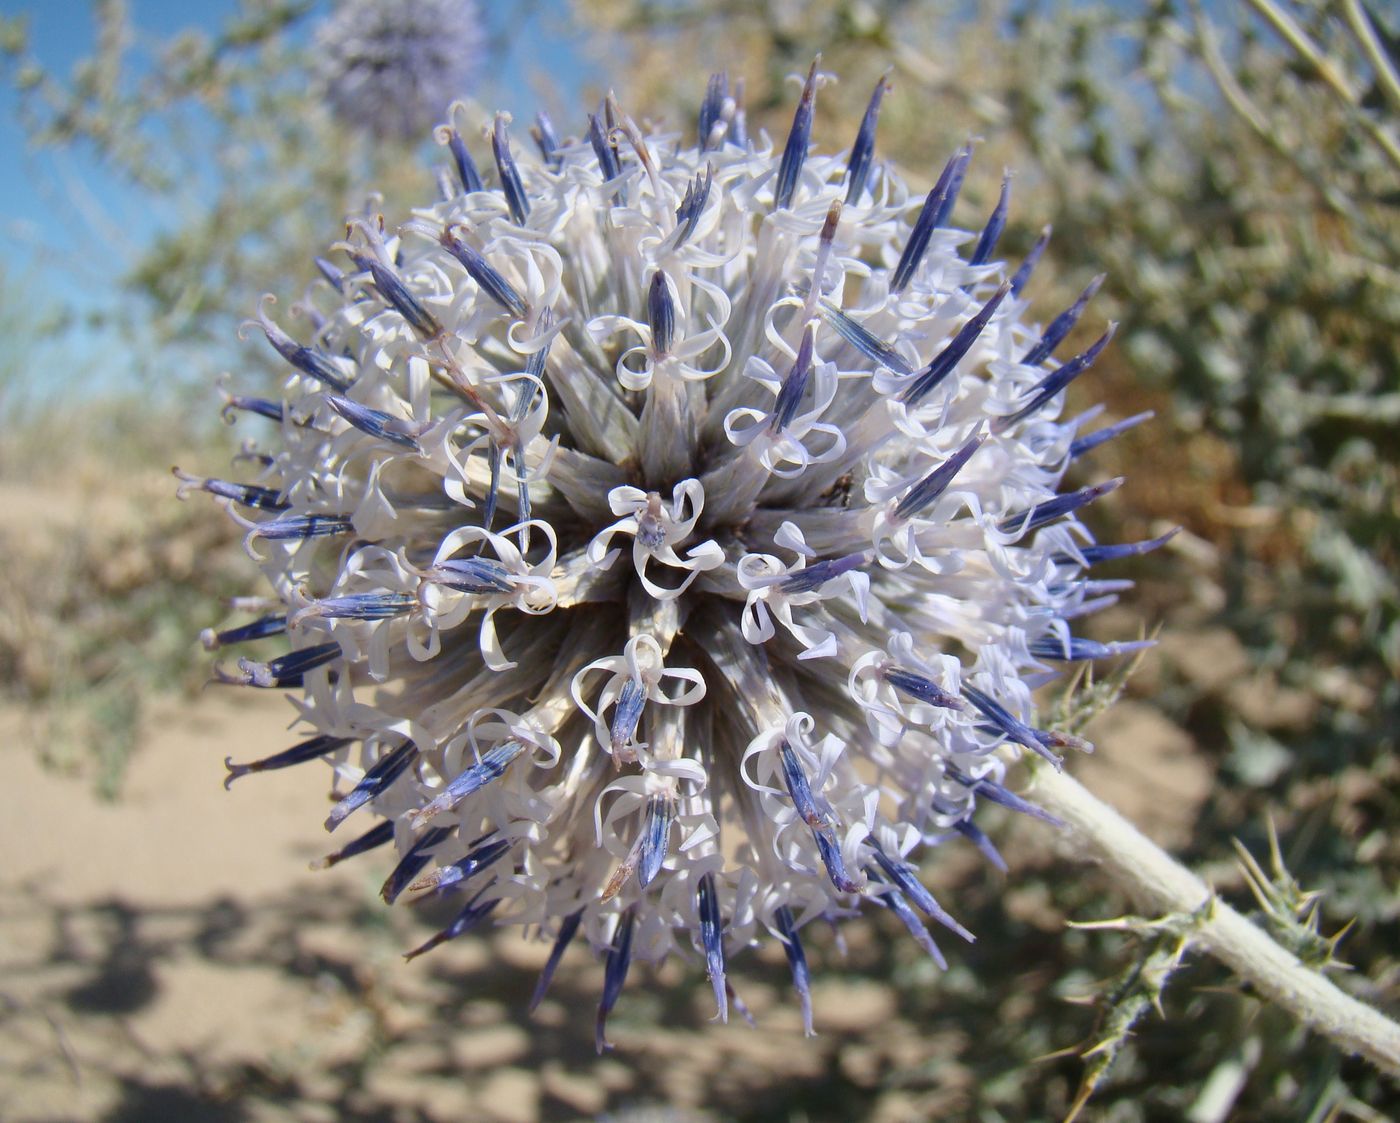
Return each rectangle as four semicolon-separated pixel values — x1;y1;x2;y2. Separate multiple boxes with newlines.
380;825;455;904
778;740;861;894
1009;225;1051;296
588;112;621;180
697;871;728;1022
529;908;583;1012
492;115;531;225
404;884;500;961
225;641;341;689
870;841;973;942
326;395;424;448
870;871;947;969
998;477;1124;536
325;738;420;832
202;613;287;650
768;324;817;434
961;685;1063;765
900;283;1010;405
596;907;636;1053
246;513;354;543
411;740;526;829
969;172;1010;266
1021;275;1107;367
893;430;986;521
1028;635;1156;662
1063;527;1180;566
995;326;1116;433
610;680;647;755
674;167;713;246
945;764;1064;826
223;733;351;789
446;127;484;193
420;835;512;895
311;819;394;870
775;906;814;1036
882;667;964;711
532;110;562;170
773;59;820;211
697;72;729;150
844;72;890;204
953;818;1008;872
637;796;675;889
890;145;971;293
780;551;868;594
817;301;914;376
437;227;528;318
647;270;676;358
1069;410;1154;460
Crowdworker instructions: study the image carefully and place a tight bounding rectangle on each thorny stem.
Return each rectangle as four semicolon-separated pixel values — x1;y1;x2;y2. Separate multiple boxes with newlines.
1022;759;1400;1081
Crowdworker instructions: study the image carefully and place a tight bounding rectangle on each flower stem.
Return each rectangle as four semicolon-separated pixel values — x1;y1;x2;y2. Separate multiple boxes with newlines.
1023;759;1400;1080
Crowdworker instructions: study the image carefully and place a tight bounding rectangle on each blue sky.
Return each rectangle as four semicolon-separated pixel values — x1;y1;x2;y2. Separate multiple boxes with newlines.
0;0;595;399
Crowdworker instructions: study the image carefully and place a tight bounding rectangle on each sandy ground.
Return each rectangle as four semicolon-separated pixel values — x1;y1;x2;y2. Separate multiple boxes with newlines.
1;664;1213;1123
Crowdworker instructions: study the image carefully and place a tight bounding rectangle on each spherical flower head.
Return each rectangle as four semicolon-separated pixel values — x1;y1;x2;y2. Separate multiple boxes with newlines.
187;62;1170;1045
314;0;485;141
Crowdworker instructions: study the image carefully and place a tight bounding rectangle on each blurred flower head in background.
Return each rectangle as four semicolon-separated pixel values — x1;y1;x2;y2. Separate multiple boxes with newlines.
314;0;485;140
183;60;1163;1047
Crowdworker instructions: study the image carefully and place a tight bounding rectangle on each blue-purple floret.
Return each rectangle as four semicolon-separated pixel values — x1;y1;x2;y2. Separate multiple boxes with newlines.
424;556;514;594
326;395;425;448
697;871;728;1021
769;324;816;433
844;73;889;204
1061;527;1179;566
637;796;675;889
780;551;868;594
996;326;1115;432
998;477;1123;536
445;126;484;193
1029;635;1155;662
203;613;287;649
818;301;914;376
775;905;814;1036
405;883;501;961
610;680;647;753
945;764;1063;826
647;270;676;357
778;739;861;894
596;907;637;1053
380;824;455;903
314;819;395;870
413;740;526;828
221;393;285;424
325;738;420;831
233;641;341;689
969;172;1011;266
883;667;964;711
439;227;528;318
588;112;621;181
697;72;729;150
870;840;973;942
1069;410;1154;460
427;834;513;895
893;430;985;521
899;282;1010;406
223;733;351;789
301;592;417;622
492;116;531;226
532;111;563;170
1021;275;1106;367
350;252;442;340
673;167;713;247
529;908;583;1013
247;513;355;542
961;685;1065;765
890;145;971;294
1009;226;1051;296
773;61;820;211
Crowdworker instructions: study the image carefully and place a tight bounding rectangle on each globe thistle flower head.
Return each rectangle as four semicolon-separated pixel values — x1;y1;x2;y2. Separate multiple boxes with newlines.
186;63;1172;1046
314;0;485;141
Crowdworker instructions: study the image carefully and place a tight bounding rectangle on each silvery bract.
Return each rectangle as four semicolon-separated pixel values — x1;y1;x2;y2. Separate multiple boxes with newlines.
314;0;485;140
182;64;1169;1048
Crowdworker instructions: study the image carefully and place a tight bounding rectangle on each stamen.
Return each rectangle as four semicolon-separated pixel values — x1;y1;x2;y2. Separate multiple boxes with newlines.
647;270;675;359
891;144;972;294
882;667;964;711
174;469;288;511
201;614;287;651
845;72;890;204
674;166;713;246
969;172;1011;266
1062;527;1179;565
438;226;529;318
945;764;1064;826
436;122;484;193
529;908;583;1012
348;251;443;340
871;873;947;968
1021;275;1107;367
899;282;1010;405
245;513;355;543
953;818;1007;872
223;733;351;789
240;297;352;391
817;301;914;376
404;884;500;961
773;58;821;211
994;325;1115;432
290;592;417;626
637;795;675;889
380;824;455;903
417;556;515;595
697;871;728;1022
1009;225;1051;296
775;905;814;1036
961;685;1063;766
315;256;346;291
325;738;420;831
779;551;869;594
1069;411;1153;460
596;907;636;1053
326;395;426;448
778;740;861;894
610;680;647;761
492;114;531;225
220;393;284;424
531;111;563;171
697;72;729;151
310;819;394;870
410;740;526;829
998;477;1124;536
409;834;512;894
892;428;986;521
215;642;341;689
870;840;973;941
768;323;817;434
1029;635;1156;662
588;112;621;180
